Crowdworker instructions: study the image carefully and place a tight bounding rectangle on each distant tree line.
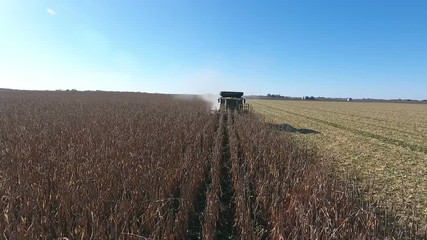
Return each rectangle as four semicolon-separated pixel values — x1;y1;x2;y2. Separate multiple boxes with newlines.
266;93;286;98
302;96;316;100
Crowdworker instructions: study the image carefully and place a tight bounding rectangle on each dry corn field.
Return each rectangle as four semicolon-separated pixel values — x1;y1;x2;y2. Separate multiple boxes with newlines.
0;92;424;239
251;99;427;235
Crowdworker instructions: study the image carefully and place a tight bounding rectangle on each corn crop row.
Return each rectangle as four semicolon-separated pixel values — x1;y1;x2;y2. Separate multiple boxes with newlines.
0;92;421;239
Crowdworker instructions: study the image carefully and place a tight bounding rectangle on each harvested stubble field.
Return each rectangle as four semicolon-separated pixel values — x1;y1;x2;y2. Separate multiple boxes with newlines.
251;99;427;233
0;91;423;239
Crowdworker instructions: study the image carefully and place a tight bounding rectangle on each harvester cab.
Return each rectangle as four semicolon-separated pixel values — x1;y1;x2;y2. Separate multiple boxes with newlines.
218;91;250;112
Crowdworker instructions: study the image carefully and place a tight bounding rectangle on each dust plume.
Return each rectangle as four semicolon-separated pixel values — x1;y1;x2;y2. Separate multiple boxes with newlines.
179;69;239;111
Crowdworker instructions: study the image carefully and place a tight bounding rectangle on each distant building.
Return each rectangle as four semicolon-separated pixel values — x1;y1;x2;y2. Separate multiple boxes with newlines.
347;98;353;102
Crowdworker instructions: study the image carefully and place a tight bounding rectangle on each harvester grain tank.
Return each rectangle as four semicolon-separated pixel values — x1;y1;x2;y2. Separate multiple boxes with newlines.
218;91;250;112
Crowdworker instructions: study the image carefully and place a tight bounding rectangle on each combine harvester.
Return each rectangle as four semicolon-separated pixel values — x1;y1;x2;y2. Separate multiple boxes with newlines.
218;91;250;112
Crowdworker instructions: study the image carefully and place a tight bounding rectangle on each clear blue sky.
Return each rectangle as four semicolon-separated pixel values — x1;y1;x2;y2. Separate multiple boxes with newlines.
1;0;426;99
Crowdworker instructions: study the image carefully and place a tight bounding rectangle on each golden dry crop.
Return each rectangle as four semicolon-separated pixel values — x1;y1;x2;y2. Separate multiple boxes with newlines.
0;92;423;239
250;99;427;232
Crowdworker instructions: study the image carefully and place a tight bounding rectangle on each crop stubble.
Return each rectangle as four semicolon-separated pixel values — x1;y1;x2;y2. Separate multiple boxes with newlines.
251;99;427;230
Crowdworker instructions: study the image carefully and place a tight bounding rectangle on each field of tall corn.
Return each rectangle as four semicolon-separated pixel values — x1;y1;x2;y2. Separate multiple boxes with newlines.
0;92;423;239
250;99;427;236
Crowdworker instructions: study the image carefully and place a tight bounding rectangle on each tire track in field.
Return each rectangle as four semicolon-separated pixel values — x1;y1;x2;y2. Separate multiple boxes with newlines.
187;175;210;239
216;112;236;239
254;102;427;155
187;115;219;239
202;114;224;240
201;113;237;239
